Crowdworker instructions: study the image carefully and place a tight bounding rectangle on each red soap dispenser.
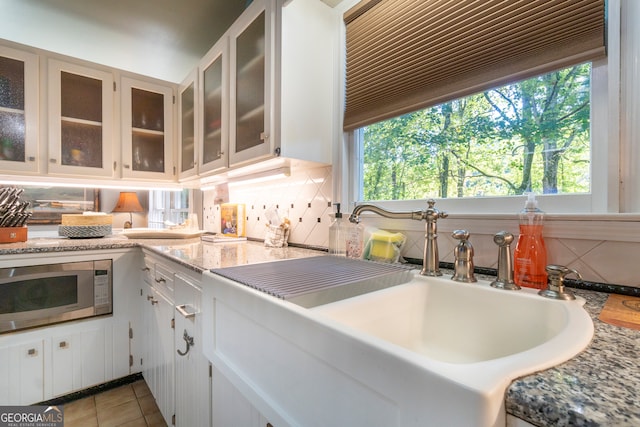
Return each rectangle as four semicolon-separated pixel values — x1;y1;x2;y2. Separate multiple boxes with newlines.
513;193;548;289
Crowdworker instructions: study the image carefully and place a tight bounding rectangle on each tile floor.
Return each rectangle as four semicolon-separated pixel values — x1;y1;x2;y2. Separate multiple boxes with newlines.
62;379;168;427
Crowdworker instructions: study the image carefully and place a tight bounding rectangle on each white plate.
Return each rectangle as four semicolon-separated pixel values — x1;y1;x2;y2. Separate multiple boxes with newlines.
119;228;206;239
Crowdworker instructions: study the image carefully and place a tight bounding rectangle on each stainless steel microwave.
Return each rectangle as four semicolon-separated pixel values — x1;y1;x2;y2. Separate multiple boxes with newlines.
0;259;112;334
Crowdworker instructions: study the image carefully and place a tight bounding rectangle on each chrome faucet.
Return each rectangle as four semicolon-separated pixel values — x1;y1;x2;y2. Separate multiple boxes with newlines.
349;199;448;276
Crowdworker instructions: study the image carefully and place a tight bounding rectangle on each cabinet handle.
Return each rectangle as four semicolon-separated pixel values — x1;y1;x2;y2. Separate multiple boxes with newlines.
59;341;68;349
49;158;57;164
27;348;37;357
124;164;130;169
113;161;117;171
260;132;268;141
176;304;197;319
27;156;36;162
155;277;166;284
141;267;150;272
150;300;158;305
177;330;194;356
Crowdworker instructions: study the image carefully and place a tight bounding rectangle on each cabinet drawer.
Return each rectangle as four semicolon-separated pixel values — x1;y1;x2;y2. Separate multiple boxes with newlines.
154;263;174;300
142;258;154;285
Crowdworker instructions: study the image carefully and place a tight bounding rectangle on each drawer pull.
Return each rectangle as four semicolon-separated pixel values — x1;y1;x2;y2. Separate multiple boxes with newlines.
155;277;166;284
176;304;197;319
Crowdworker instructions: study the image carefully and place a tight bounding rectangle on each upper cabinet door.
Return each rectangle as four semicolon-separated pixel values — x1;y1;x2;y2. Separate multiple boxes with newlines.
48;59;115;177
0;46;39;173
228;0;274;167
121;77;175;181
199;38;228;175
178;69;198;180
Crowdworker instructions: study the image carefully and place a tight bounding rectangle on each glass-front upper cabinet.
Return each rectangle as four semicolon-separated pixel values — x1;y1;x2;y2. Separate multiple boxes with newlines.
0;46;38;173
178;69;198;180
199;37;228;174
228;0;273;167
48;59;114;177
121;77;175;180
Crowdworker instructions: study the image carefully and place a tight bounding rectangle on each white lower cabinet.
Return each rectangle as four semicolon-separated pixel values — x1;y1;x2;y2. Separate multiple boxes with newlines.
174;273;211;427
51;326;108;397
142;282;175;424
0;339;44;405
140;253;212;427
0;249;140;406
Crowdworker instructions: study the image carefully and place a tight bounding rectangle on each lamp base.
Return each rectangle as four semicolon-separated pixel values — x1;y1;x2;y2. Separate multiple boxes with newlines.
123;220;132;229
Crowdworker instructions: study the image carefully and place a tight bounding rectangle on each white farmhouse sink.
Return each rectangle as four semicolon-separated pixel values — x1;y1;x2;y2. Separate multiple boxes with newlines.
312;274;594;365
202;268;594;427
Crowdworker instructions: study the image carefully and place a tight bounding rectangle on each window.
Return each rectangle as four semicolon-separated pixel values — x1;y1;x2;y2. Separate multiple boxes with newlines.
361;64;591;202
148;189;190;228
344;0;618;215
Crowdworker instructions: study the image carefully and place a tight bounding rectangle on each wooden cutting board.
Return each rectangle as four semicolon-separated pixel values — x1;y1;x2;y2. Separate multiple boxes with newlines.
599;294;640;330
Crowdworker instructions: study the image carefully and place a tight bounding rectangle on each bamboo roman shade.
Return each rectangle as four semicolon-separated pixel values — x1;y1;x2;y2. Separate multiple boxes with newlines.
343;0;606;130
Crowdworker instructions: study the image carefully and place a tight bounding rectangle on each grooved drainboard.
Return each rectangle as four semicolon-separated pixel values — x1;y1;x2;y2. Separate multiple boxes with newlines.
210;255;417;308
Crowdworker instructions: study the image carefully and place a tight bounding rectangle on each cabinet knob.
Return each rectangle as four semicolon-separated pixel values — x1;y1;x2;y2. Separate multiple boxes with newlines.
155;277;166;284
27;348;37;356
124;164;130;169
27;156;36;162
49;158;57;164
59;341;68;349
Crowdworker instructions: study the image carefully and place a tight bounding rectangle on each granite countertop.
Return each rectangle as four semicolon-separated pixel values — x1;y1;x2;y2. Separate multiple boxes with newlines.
0;236;638;426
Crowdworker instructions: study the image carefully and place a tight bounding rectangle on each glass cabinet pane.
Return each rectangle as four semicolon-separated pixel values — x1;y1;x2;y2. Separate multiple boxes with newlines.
235;11;265;154
60;72;103;168
131;88;165;173
0;56;26;162
181;82;195;173
203;56;223;165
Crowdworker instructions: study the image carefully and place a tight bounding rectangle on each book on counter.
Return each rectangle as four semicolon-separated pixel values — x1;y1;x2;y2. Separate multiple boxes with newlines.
201;233;247;243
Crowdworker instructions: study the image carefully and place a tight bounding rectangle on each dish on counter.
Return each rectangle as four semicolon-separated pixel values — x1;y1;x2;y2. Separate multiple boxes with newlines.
119;228;206;239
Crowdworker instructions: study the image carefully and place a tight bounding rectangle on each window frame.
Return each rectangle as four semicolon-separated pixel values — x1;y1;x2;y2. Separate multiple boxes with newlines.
343;0;622;216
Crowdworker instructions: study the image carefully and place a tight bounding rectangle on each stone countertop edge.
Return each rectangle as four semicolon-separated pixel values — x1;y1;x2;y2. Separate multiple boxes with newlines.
0;238;638;426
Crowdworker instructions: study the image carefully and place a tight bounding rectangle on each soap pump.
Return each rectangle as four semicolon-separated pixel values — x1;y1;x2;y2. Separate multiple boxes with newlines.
328;203;346;256
513;192;548;289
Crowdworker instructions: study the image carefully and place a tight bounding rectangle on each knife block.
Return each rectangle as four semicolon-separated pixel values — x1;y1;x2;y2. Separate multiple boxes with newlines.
0;226;28;243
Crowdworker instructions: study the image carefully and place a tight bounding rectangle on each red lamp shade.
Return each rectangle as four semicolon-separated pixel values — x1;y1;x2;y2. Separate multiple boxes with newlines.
112;192;143;228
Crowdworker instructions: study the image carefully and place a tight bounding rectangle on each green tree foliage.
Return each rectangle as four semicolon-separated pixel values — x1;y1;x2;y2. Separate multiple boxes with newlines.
363;64;591;201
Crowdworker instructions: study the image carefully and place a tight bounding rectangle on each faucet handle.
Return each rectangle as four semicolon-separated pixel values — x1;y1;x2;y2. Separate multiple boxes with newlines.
451;229;477;283
539;265;581;300
426;199;448;219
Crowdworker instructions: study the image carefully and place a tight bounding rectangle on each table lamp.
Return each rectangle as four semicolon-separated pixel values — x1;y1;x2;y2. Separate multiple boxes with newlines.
112;192;144;228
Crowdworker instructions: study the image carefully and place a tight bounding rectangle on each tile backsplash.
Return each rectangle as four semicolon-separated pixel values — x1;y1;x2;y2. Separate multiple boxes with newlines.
202;164;640;290
203;165;333;249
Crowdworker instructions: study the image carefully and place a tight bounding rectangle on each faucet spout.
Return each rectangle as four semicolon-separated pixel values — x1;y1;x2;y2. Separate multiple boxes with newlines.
349;199;447;276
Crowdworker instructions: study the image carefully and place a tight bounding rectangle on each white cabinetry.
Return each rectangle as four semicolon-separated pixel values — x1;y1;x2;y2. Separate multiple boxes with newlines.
229;0;337;168
174;273;211;427
0;249;141;405
47;58;115;177
198;38;228;174
183;0;337;179
121;76;176;181
142;282;175;424
0;339;44;405
178;68;198;179
0;45;39;173
140;253;212;427
51;326;107;397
